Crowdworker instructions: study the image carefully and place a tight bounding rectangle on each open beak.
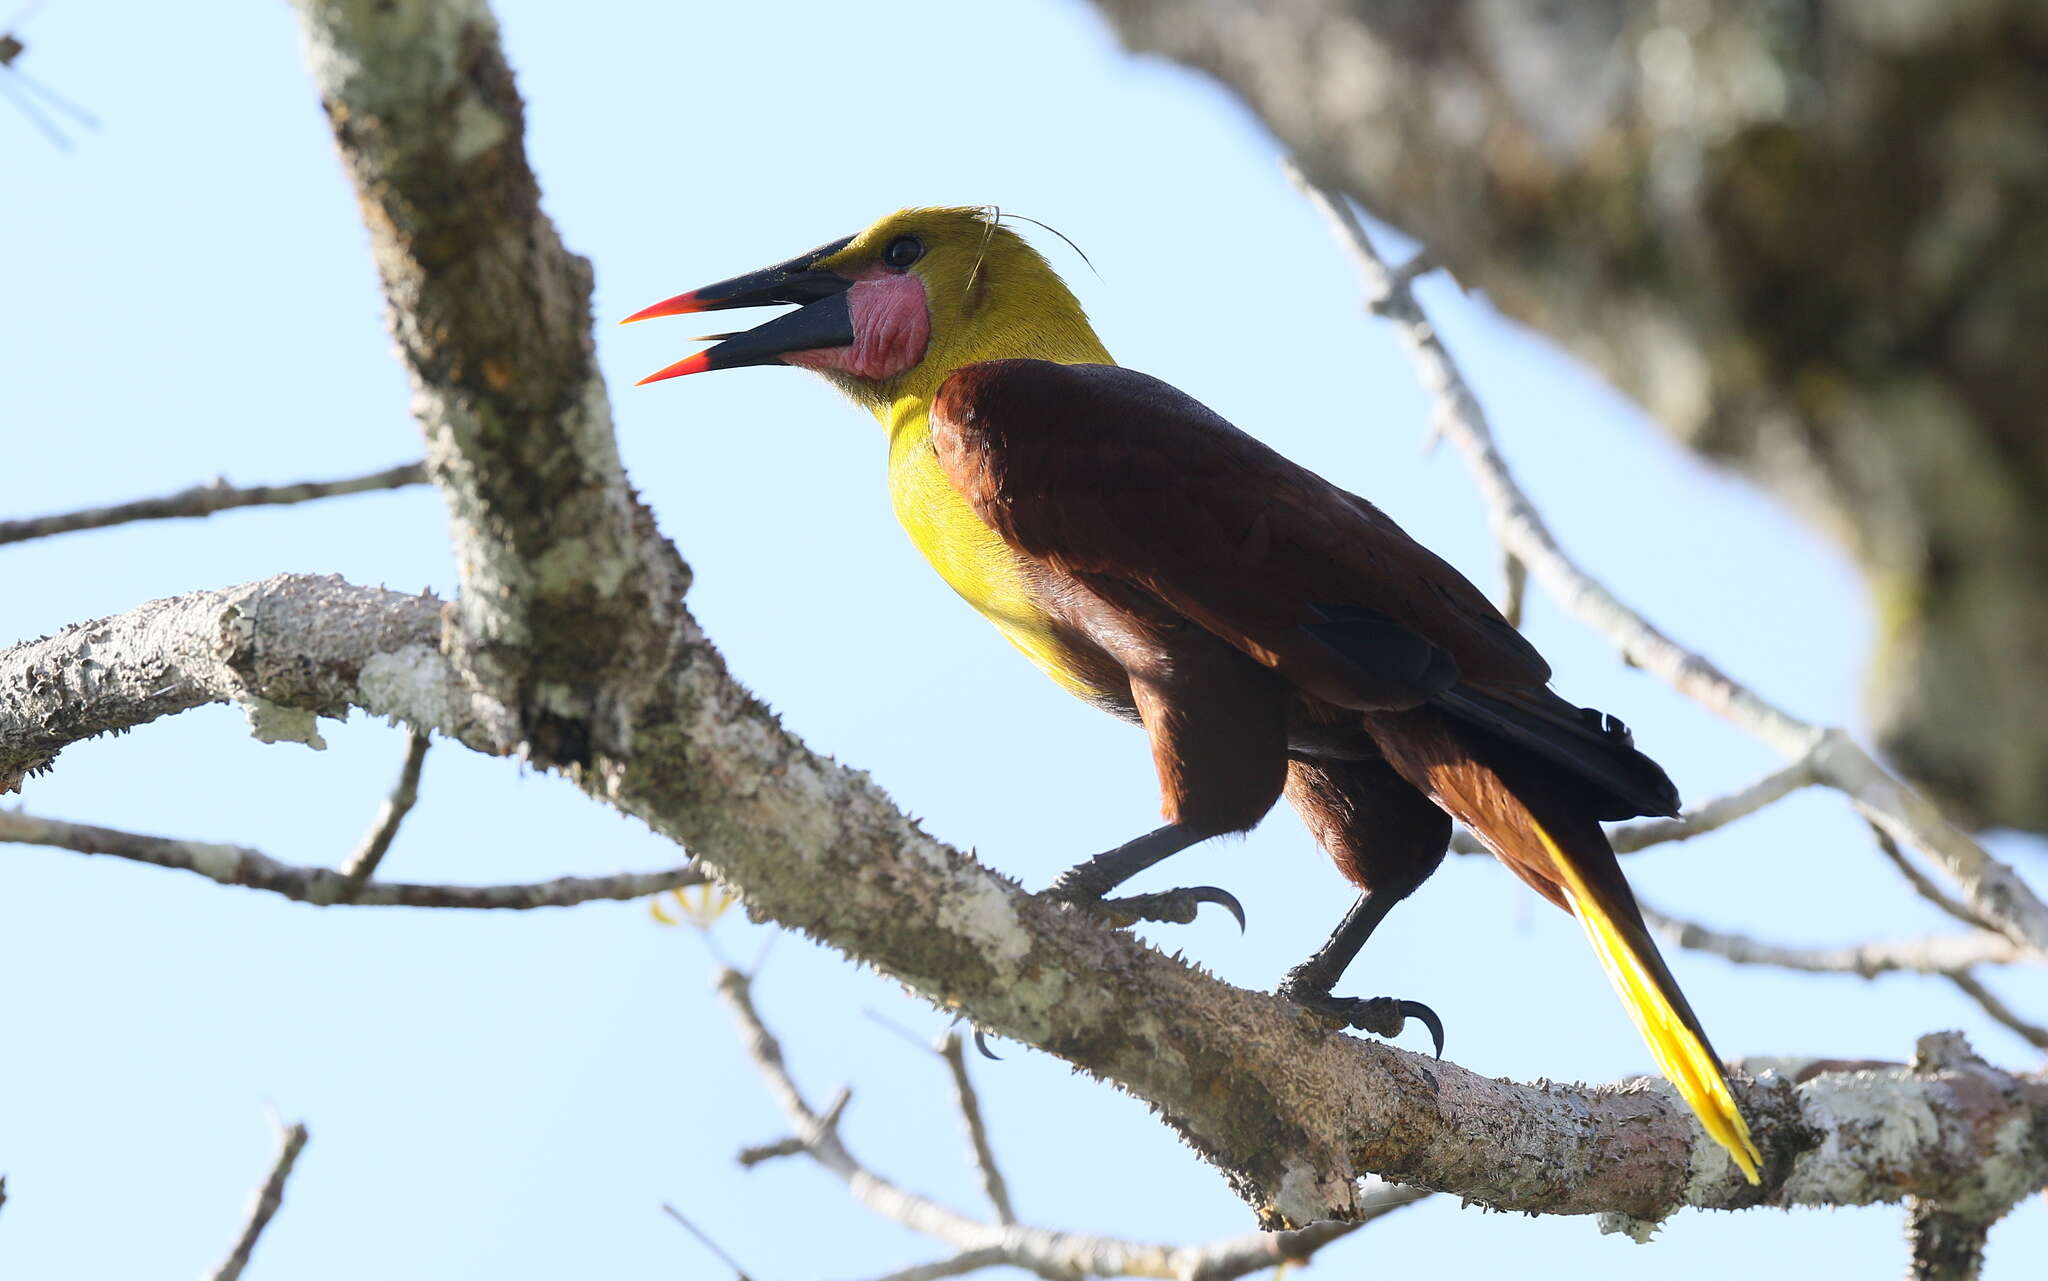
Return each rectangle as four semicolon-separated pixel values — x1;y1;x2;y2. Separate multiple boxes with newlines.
622;235;857;385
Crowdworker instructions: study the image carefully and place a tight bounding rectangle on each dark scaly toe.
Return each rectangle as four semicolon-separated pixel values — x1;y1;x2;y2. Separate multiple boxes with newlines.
1092;885;1247;931
1046;881;1247;931
1280;981;1445;1058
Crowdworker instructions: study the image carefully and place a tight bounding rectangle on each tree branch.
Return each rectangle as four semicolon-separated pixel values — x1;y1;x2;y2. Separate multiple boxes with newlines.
338;728;431;899
7;0;2044;1234
0;462;426;546
1451;756;1820;858
936;1032;1017;1226
719;967;1425;1280
0;808;702;908
207;1115;308;1281
1640;905;2027;977
1947;973;2048;1053
290;0;690;769
1287;160;2048;958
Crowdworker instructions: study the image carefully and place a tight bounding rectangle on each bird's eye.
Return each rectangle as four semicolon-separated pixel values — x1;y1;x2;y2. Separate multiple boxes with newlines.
882;235;924;270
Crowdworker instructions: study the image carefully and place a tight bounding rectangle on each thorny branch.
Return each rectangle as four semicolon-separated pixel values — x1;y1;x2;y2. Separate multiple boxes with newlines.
1286;160;2048;959
714;967;1427;1281
0;462;426;546
0;809;703;908
206;1114;308;1281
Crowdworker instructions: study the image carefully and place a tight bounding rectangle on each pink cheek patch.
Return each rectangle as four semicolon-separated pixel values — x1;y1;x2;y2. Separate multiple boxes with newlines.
784;272;930;380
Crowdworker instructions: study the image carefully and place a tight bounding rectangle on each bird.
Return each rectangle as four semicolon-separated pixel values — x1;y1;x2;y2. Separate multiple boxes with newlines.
623;205;1763;1184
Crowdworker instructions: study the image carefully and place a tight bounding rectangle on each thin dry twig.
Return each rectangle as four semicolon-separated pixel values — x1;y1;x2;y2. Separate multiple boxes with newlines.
660;1202;756;1281
1947;973;2048;1052
338;729;431;900
1640;906;2025;977
937;1031;1016;1225
1286;159;2048;957
1871;823;1996;934
0;463;426;546
1450;755;1819;857
0;809;703;908
715;966;1425;1280
207;1115;308;1281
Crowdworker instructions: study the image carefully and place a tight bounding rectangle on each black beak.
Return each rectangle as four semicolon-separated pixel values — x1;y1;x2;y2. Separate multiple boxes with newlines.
623;235;858;383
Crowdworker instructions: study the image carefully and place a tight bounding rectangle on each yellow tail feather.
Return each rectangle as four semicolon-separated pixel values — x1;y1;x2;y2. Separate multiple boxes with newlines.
1535;824;1764;1184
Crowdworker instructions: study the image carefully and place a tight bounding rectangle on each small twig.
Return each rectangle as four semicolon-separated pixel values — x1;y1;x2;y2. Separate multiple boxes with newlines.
1641;905;2025;976
1947;972;2048;1052
858;1248;1011;1281
207;1115;308;1281
734;1136;806;1169
715;967;1425;1280
1286;157;2048;956
1451;756;1819;857
0;462;427;546
937;1032;1016;1225
338;729;431;900
1872;824;1995;934
1497;548;1528;629
0;809;703;908
660;1202;756;1281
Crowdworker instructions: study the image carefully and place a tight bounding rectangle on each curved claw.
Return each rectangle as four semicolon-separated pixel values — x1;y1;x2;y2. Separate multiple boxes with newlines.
1184;885;1247;933
972;1027;1003;1061
1088;885;1248;930
1399;999;1446;1059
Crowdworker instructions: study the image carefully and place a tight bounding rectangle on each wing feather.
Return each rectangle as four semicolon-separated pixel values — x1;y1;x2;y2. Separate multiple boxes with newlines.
931;359;1549;711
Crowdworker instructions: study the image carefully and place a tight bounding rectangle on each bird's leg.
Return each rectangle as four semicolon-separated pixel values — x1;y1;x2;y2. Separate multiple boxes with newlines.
1043;822;1245;930
1278;890;1444;1057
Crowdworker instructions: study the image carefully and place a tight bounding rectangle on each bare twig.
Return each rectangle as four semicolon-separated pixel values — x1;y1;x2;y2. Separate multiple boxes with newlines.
1287;158;2048;957
1948;973;2048;1052
208;1115;308;1281
338;729;431;900
937;1032;1016;1225
1497;547;1528;629
660;1202;755;1281
0;463;425;546
859;1249;1012;1281
1641;905;2026;977
1872;824;1996;934
0;810;703;908
1451;756;1819;857
716;967;1423;1280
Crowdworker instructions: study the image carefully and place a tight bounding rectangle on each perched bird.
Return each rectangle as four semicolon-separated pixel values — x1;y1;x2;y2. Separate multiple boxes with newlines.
625;206;1763;1183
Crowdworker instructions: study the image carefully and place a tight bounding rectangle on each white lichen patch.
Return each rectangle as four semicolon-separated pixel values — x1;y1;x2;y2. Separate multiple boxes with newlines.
448;94;507;163
180;839;250;883
1597;1210;1662;1243
242;697;327;750
1785;1065;1931;1206
926;866;1032;970
1275;1156;1352;1226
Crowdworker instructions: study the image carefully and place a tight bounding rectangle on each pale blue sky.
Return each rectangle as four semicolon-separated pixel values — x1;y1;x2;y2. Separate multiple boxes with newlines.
2;2;2041;1277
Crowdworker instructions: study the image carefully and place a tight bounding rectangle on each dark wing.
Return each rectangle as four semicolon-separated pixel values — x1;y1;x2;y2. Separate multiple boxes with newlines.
930;359;1549;710
930;360;1678;820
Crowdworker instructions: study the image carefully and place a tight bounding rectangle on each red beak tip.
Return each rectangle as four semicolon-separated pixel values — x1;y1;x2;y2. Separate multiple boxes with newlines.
635;352;712;386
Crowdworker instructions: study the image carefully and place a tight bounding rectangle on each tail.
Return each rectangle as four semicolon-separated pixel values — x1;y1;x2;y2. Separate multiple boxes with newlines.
1532;820;1764;1184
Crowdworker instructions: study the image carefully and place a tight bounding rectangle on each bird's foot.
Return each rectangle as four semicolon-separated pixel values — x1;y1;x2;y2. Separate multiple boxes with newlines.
1279;977;1445;1058
1044;877;1246;932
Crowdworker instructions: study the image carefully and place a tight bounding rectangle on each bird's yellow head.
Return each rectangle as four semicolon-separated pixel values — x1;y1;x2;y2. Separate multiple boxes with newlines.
623;206;1110;414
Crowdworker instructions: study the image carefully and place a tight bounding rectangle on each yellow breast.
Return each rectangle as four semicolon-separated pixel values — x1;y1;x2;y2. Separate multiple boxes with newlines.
885;407;1103;701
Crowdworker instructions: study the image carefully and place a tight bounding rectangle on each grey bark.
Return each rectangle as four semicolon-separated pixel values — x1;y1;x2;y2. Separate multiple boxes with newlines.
1087;0;2048;833
6;573;2047;1228
6;0;2045;1247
